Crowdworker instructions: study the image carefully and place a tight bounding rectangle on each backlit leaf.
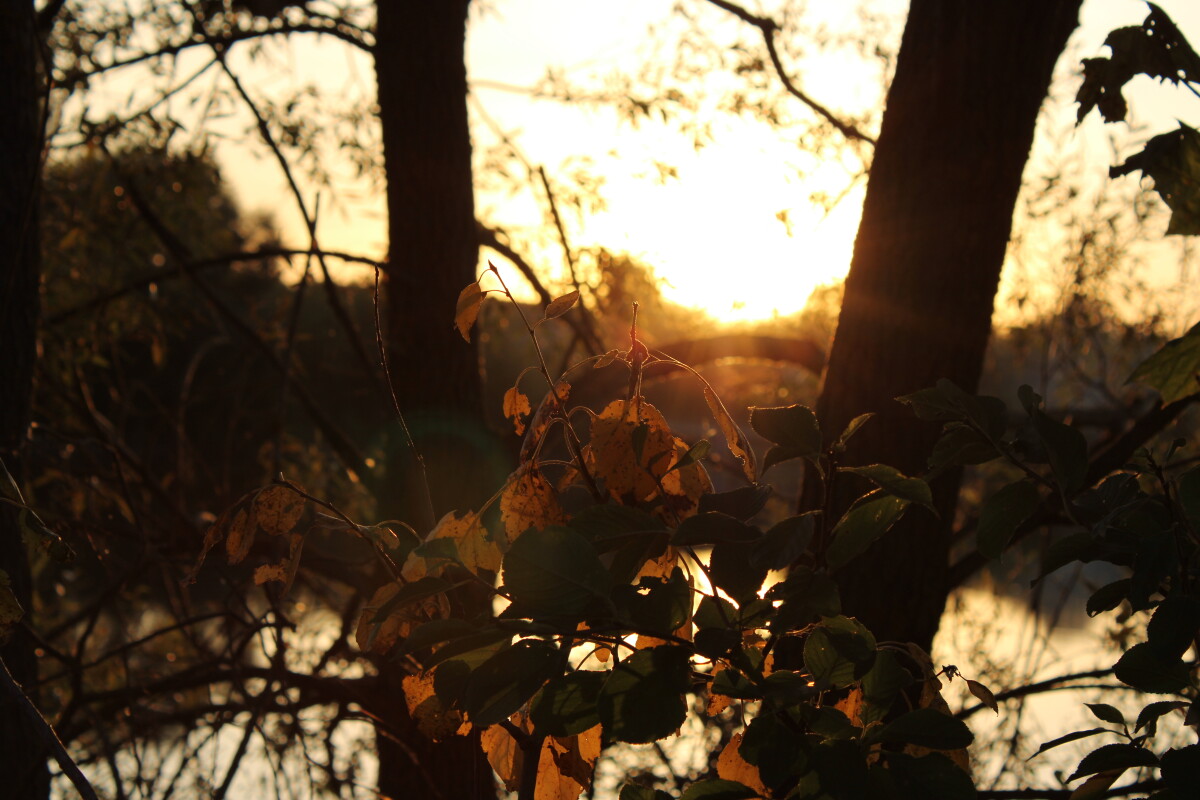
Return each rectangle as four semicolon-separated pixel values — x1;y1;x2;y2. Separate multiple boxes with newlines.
704;387;756;482
716;733;769;797
499;468;566;547
403;672;465;742
503;385;533;436
455;281;484;342
588;399;675;502
1066;743;1158;782
967;680;998;714
421;510;502;577
840;464;934;510
1111;125;1200;236
544;290;580;320
826;493;909;571
251;484;306;536
1128;321;1200;404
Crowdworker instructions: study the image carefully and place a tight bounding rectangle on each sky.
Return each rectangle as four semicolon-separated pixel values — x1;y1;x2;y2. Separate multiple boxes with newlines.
209;0;1200;325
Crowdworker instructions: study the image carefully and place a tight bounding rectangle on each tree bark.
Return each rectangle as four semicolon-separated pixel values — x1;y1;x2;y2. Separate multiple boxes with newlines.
373;2;497;798
811;0;1082;651
0;1;49;797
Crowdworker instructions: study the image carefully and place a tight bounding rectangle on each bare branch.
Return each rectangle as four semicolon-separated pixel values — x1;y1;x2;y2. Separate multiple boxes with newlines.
703;0;877;145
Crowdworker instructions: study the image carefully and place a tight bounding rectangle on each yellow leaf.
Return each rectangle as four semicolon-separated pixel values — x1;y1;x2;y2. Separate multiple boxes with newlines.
402;672;465;742
587;399;675;503
660;438;713;521
354;581;449;654
503;385;533;436
703;387;756;483
499;468;566;546
482;720;525;791
835;687;865;726
455;281;484;342
251;484;306;536
544;290;580;320
434;510;502;575
706;663;732;716
717;732;768;797
253;562;287;585
224;508;253;565
594;349;620;369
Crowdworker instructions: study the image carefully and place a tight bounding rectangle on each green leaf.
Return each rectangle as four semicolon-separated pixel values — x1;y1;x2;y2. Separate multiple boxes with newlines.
749;405;821;472
598;646;691;743
861;650;914;724
709;541;769;606
679;779;760;800
874;708;974;750
976;479;1041;559
462;639;560;726
1020;391;1088;494
1087;579;1132;617
884;752;975;800
698;485;771;520
804;627;856;689
834;413;875;452
423;630;512;671
1135;700;1187;734
1161;744;1200;795
1112;125;1200;236
826;493;909;570
740;712;807;790
619;785;672;800
927;422;1000;474
569;504;666;542
1028;728;1115;760
750;512;816;570
502;525;611;618
668;439;711;473
1114;642;1191;694
767;567;841;632
839;464;934;511
1129;321;1200;404
898;380;1007;440
615;569;692;634
530;671;605;736
694;595;737;630
1085;703;1126;726
1067;743;1158;782
395;618;479;656
671;512;761;546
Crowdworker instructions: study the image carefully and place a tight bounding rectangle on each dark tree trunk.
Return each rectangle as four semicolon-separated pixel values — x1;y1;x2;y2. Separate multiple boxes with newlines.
373;2;497;798
0;1;48;797
812;0;1082;651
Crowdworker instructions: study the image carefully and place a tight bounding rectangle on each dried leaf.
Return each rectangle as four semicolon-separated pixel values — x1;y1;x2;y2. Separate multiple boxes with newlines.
544;290;580;320
716;732;769;797
253;562;288;585
224;508;253;565
660;438;714;520
520;381;571;463
587;399;675;502
251;485;306;536
354;582;449;654
703;387;756;483
504;385;533;436
499;468;566;546
404;510;501;580
455;281;484;342
835;687;866;727
967;679;999;714
594;349;620;368
403;672;465;742
184;512;227;584
706;663;732;716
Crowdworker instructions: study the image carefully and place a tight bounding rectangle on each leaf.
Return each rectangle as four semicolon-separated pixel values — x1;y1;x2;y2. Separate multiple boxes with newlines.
1135;700;1187;733
1087;579;1131;617
1161;744;1200;795
251;485;306;536
420;510;501;577
543;289;580;320
709;540;769;606
750;512;816;571
463;639;560;726
481;721;524;791
672;512;761;546
1021;391;1089;495
503;385;533;436
804;627;856;689
1028;728;1115;760
1128;321;1200;404
455;281;484;342
704;387;755;483
716;733;768;797
224;508;253;564
531;671;606;737
520;381;572;463
927;422;1000;474
588;399;676;502
598;646;691;743
976;479;1041;559
402;672;465;742
355;577;451;654
1067;743;1158;782
668;439;710;473
1112;124;1200;235
884;752;976;800
834;413;874;452
1113;642;1190;694
839;464;934;510
698;485;771;520
502;525;611;618
679;779;760;800
252;562;287;585
1084;703;1126;726
749;404;820;473
967;680;998;714
825;493;909;571
499;468;566;547
1147;595;1200;659
874;708;974;750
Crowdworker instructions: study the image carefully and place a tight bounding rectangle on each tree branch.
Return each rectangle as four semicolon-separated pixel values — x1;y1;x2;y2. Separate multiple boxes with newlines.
703;0;876;145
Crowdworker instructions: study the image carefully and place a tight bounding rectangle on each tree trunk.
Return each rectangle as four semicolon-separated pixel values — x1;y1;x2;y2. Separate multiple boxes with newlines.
0;1;49;797
373;2;497;798
812;0;1082;651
